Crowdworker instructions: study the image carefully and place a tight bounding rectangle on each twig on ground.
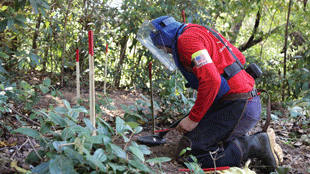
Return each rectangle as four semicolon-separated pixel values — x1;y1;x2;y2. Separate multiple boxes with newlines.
27;136;43;161
0;146;18;151
209;148;225;173
10;138;29;159
6;105;41;126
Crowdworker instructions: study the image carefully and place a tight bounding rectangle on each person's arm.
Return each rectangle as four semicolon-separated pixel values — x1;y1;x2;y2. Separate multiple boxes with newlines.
176;32;221;132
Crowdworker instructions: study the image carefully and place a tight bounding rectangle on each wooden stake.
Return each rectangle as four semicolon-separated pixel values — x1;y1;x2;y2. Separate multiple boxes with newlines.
149;62;155;134
182;9;186;23
104;43;108;95
76;49;80;100
88;31;96;135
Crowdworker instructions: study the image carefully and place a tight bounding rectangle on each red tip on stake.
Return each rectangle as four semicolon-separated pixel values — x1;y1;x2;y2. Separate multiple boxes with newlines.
106;43;108;53
76;49;79;62
149;62;152;79
88;31;94;56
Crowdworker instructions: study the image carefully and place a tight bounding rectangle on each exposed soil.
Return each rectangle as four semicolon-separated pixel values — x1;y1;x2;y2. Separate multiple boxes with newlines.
1;78;310;173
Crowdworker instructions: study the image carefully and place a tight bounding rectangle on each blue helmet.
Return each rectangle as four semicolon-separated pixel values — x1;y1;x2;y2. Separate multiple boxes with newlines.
150;16;183;48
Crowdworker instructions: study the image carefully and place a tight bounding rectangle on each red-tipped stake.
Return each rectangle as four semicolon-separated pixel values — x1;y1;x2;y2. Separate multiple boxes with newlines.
104;43;108;95
88;30;96;135
76;49;80;100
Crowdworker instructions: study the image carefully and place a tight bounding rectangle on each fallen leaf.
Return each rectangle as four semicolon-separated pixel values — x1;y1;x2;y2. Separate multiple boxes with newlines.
294;142;303;147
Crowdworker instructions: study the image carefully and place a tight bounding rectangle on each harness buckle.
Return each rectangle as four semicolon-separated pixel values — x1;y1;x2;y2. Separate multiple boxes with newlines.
250;89;258;98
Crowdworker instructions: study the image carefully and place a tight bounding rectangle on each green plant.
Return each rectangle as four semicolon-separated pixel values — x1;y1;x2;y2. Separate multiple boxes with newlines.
159;75;195;119
12;100;170;173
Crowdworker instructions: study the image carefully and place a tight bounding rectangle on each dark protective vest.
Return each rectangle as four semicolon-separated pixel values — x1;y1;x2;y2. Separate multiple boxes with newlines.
171;24;230;102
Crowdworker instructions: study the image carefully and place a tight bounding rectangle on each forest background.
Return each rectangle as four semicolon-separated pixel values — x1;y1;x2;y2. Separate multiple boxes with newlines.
0;0;310;173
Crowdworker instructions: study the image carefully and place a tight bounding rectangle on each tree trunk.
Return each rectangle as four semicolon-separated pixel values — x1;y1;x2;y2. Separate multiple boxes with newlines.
32;14;41;52
282;0;292;102
60;0;73;87
114;35;128;88
230;12;245;45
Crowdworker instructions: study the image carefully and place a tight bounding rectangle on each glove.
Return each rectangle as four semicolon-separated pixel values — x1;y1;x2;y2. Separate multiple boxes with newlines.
176;116;199;134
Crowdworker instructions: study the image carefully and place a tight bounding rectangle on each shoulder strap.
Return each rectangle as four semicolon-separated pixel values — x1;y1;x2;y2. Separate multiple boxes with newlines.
205;27;244;69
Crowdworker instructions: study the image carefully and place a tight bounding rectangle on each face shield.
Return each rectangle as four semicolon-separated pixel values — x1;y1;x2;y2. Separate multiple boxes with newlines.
137;20;177;71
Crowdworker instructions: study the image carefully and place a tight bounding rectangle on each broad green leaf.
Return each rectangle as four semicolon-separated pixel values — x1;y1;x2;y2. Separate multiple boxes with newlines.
61;127;75;140
129;146;144;162
0;95;8;103
43;78;51;86
42;0;50;9
116;117;133;134
29;0;39;14
25;150;46;163
7;18;14;30
91;134;104;144
64;147;83;163
130;142;151;155
109;143;127;159
30;52;39;65
32;161;50;174
39;6;47;17
93;148;107;162
49;112;68;127
79;134;93;150
62;100;71;110
54;107;68;114
133;126;143;134
0;52;9;58
49;155;74;174
83;118;94;132
71;106;88;113
52;141;68;152
97;123;111;136
121;134;130;143
70;125;88;133
39;84;49;94
86;155;107;172
13;127;40;138
1;6;8;11
128;160;154;173
146;157;171;163
20;81;30;90
184;162;205;174
126;122;139;129
40;122;51;134
108;162;127;173
121;104;130;113
0;19;7;32
302;82;309;91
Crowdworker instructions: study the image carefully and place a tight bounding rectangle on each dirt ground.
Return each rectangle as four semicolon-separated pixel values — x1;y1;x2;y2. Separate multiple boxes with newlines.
1;83;310;174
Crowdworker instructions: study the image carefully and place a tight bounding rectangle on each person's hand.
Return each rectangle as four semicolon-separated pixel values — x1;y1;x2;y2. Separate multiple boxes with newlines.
176;116;199;134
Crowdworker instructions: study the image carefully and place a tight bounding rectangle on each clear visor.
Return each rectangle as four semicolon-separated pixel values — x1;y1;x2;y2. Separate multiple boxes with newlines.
137;20;177;71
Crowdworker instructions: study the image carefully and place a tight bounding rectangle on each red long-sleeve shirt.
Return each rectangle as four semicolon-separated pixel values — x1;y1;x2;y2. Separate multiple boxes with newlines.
177;24;255;122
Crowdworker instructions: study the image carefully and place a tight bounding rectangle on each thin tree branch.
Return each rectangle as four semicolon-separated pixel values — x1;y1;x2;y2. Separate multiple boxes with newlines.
6;104;41;126
238;10;261;51
282;0;292;102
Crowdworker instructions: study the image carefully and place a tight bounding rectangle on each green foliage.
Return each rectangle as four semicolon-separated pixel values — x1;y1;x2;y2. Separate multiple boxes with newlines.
11;100;172;173
158;73;195;119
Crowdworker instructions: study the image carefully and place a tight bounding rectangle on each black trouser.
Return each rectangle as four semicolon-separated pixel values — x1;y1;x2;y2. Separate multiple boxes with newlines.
183;99;249;168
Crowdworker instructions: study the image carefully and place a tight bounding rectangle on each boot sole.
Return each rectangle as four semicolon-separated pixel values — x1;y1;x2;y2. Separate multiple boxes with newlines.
267;128;283;166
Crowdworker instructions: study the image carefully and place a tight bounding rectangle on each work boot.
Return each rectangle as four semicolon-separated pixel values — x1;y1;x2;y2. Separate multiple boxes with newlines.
173;136;192;163
234;128;283;173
